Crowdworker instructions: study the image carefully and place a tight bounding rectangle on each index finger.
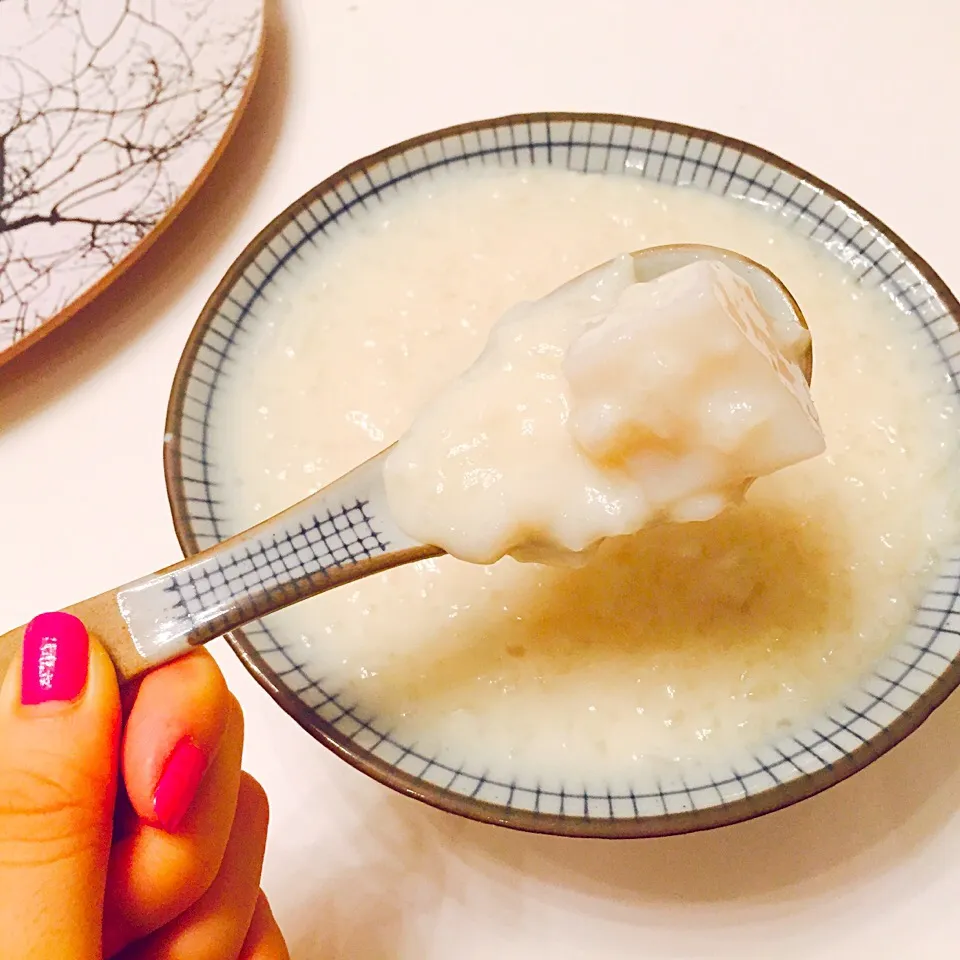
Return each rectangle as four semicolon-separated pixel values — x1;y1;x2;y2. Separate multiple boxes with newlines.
120;648;230;825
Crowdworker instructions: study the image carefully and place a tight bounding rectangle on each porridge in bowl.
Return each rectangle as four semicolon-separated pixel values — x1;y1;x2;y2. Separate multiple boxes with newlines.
212;166;960;789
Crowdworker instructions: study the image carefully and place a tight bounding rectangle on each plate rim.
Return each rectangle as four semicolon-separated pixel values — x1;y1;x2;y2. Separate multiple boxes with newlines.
163;110;960;838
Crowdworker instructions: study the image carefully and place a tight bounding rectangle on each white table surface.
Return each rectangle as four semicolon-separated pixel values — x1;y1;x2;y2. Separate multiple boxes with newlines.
3;1;960;956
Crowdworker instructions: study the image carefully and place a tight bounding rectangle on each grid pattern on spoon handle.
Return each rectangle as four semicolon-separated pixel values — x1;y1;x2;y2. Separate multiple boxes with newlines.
116;454;425;666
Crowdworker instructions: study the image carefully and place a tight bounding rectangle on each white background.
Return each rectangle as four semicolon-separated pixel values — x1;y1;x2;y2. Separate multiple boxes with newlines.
2;1;960;957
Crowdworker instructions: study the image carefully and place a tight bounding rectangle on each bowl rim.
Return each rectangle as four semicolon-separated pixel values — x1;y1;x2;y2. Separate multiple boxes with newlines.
164;110;960;838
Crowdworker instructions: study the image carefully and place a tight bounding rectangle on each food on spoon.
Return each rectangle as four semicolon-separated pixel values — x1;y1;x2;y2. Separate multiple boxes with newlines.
383;255;824;564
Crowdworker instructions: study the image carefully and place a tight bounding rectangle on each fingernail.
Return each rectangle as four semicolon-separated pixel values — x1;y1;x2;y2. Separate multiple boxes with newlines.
153;737;206;832
21;612;90;706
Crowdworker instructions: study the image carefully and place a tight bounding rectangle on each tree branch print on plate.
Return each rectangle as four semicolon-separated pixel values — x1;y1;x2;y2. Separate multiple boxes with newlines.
0;0;264;361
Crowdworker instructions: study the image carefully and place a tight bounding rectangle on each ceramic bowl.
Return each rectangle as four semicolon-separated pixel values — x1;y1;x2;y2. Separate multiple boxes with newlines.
164;113;960;837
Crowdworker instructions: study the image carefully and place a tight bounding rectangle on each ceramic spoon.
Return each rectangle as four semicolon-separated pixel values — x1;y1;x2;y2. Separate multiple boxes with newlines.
0;245;813;684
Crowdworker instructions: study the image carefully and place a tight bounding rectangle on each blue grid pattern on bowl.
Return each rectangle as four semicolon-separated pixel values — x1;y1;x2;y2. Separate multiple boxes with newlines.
167;114;960;833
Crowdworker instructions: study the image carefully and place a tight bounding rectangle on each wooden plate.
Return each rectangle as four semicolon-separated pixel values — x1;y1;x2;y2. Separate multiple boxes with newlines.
0;0;264;367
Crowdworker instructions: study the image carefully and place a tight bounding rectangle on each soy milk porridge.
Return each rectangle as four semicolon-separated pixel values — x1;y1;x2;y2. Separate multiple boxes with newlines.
215;168;960;781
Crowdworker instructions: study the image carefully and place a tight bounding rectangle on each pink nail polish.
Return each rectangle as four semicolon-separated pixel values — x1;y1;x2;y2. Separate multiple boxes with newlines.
21;612;90;706
153;737;206;832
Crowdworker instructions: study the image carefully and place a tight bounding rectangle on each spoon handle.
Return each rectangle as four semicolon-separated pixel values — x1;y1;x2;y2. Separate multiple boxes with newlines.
0;451;438;685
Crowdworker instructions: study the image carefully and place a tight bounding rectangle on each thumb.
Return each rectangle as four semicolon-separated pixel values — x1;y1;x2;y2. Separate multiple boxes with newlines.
0;612;121;959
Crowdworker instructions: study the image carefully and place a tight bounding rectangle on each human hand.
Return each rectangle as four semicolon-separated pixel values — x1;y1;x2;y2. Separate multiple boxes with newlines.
0;611;290;959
